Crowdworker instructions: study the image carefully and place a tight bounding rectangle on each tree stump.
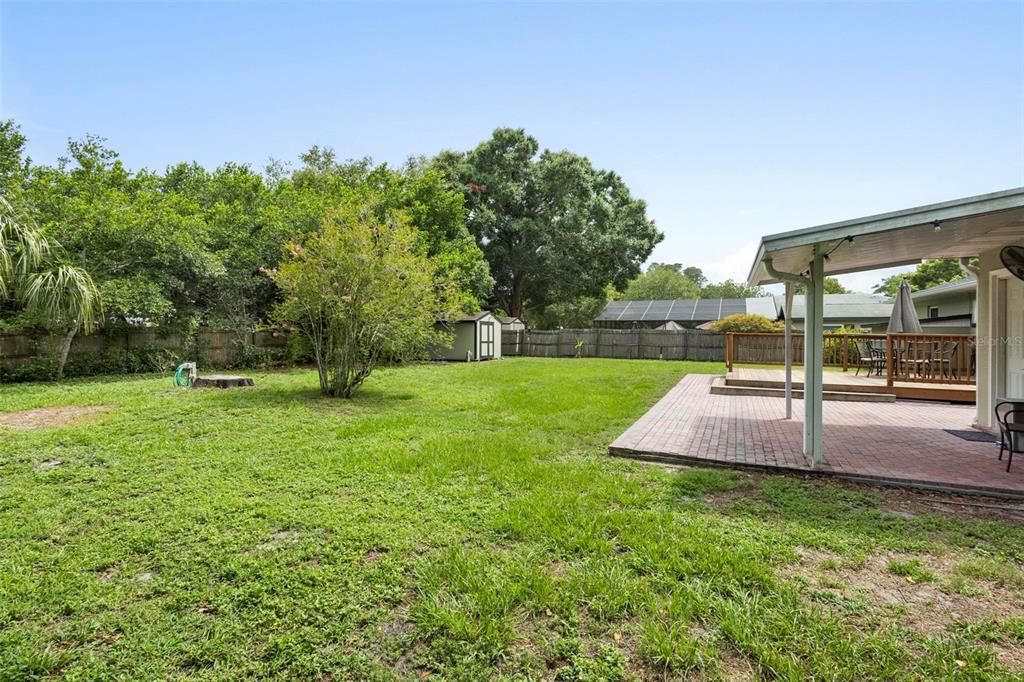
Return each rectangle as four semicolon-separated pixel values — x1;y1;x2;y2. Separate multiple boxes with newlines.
191;375;255;389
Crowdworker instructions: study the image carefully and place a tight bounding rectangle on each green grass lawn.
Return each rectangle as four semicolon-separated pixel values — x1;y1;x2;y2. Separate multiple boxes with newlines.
1;358;1023;680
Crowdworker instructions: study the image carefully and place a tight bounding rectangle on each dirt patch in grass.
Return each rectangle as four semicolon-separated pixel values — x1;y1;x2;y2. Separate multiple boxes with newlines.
792;547;1024;669
866;485;1024;524
254;530;300;551
0;405;113;430
363;546;390;563
718;648;757;681
701;468;1024;523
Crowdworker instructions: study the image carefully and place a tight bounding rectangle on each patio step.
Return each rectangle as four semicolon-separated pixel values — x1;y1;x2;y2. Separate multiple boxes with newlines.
725;376;886;394
710;377;896;402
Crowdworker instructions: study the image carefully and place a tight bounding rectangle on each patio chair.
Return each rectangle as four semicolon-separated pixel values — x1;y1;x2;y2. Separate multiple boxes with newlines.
897;340;929;379
854;340;874;376
995;400;1024;472
869;341;888;377
854;340;885;377
927;340;959;380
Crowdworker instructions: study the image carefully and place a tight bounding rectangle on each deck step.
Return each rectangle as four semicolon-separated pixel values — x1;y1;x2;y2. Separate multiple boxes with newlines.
710;377;896;403
725;376;887;394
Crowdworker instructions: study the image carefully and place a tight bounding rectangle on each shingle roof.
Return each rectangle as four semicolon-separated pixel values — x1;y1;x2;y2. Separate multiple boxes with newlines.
778;293;893;322
911;278;976;301
438;311;495;323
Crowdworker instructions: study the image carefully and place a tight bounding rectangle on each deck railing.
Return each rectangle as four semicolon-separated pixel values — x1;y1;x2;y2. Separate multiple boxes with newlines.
726;332;976;386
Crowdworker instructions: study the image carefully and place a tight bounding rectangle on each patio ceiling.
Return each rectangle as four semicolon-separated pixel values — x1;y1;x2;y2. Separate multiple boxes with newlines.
748;187;1024;286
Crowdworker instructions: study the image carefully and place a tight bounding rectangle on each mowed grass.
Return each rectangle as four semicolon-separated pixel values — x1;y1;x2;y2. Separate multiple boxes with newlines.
1;358;1023;680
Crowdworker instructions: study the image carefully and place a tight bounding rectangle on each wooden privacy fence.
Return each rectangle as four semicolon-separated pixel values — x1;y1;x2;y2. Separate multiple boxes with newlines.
502;328;725;362
726;332;976;386
0;328;289;368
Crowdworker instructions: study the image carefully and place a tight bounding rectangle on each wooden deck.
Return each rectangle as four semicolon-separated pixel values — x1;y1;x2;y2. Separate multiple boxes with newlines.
728;367;976;402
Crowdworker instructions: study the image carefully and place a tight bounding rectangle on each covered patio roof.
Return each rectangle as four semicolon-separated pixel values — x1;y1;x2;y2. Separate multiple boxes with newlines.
747;187;1024;286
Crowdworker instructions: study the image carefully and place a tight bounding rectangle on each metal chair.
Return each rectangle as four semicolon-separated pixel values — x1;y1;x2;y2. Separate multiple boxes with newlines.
920;340;958;380
995;400;1024;472
869;341;888;377
854;340;874;376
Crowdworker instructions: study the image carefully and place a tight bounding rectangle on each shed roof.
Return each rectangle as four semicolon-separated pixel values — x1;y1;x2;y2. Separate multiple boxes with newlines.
438;311;495;323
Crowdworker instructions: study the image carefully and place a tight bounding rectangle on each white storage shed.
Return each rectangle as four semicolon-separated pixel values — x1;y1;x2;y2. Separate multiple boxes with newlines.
432;311;502;361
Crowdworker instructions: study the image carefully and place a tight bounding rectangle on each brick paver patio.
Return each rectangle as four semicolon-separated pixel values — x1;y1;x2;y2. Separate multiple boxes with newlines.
610;375;1024;498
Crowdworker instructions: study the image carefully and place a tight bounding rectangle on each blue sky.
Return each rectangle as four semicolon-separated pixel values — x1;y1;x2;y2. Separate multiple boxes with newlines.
2;1;1022;293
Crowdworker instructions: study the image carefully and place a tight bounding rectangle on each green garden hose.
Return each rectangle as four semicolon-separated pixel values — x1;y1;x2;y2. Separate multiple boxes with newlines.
173;363;194;387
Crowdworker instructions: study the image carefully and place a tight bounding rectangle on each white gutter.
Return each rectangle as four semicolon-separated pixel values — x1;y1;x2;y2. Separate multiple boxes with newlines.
762;258;810;420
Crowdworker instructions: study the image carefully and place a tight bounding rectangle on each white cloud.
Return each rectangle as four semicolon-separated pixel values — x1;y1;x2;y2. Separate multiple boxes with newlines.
697;240;760;284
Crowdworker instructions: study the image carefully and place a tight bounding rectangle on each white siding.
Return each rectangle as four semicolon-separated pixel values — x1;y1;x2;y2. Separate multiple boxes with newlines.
1007;278;1024;399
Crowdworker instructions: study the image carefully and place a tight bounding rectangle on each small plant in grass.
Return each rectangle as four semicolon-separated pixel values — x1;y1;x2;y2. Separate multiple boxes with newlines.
955;556;1024;590
639;621;714;673
819;576;846;590
554;645;627;682
887;558;935;583
1004;617;1024;643
942;573;985;597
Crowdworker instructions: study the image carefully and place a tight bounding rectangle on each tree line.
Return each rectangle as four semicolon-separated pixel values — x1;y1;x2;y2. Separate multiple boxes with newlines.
0;123;667;343
1;115;970;364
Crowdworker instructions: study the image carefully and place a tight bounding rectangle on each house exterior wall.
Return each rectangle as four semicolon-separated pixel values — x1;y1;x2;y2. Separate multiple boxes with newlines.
913;292;975;327
789;320;886;332
976;244;1024;429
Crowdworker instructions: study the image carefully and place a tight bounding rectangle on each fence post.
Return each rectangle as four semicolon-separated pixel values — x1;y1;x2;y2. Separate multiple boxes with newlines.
841;337;848;372
726;333;734;371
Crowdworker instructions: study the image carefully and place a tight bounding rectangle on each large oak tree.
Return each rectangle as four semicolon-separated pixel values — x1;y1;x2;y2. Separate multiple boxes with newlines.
437;128;661;318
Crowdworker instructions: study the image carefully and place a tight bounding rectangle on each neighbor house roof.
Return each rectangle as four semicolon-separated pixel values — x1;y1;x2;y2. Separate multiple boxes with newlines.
776;293;893;323
747;187;1024;286
498;316;523;324
910;278;976;301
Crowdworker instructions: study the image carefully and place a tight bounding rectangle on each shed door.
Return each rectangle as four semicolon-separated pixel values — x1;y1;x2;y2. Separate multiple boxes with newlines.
479;321;495;359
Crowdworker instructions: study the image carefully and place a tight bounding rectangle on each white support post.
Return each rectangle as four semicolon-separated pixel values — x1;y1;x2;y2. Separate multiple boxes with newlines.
803;248;825;465
784;281;794;420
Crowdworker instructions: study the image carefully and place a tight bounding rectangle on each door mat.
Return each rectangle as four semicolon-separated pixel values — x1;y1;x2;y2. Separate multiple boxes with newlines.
944;429;998;443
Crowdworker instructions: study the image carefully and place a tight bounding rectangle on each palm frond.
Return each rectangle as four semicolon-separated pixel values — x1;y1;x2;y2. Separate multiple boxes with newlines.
0;195;50;298
23;263;102;333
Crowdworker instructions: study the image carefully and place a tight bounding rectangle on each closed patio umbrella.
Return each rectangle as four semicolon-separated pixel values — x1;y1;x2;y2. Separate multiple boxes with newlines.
887;279;923;333
887;279;927;379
